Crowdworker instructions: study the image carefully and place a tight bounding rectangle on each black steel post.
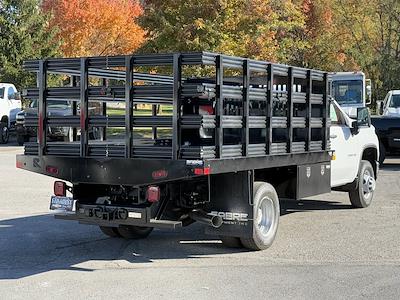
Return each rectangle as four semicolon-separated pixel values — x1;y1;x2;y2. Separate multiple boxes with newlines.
125;56;134;158
38;60;47;156
287;67;294;153
102;78;107;141
242;59;250;156
72;76;78;142
172;54;182;160
306;70;312;151
216;55;224;158
266;64;273;154
152;105;158;140
80;58;89;157
323;72;330;150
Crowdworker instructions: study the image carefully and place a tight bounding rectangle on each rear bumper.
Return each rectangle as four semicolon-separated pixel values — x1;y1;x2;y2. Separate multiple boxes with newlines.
55;203;182;229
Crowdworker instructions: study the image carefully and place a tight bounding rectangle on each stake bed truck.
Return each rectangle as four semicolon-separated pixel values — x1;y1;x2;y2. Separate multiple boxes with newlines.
16;52;379;250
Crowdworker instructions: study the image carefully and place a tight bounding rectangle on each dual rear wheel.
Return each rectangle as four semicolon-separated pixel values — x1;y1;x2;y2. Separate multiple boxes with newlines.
221;181;280;251
99;225;153;239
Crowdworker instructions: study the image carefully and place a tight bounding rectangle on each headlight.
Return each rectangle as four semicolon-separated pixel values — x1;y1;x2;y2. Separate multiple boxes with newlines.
16;112;25;124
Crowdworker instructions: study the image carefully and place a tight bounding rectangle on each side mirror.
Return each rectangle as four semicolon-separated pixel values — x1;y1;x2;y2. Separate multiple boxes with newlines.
351;107;371;135
14;92;21;101
366;79;372;105
378;101;384;115
350;120;359;135
357;107;371;127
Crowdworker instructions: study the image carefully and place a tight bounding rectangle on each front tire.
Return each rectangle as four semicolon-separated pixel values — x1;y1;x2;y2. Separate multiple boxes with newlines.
117;225;153;239
349;160;375;208
0;122;9;144
240;182;280;251
17;134;29;146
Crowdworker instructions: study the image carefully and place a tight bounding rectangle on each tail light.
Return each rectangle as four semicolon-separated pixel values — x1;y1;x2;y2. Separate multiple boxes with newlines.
54;181;66;197
146;186;160;203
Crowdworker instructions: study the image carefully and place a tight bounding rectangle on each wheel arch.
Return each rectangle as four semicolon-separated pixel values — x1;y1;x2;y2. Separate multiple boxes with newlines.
362;146;378;178
1;115;9;125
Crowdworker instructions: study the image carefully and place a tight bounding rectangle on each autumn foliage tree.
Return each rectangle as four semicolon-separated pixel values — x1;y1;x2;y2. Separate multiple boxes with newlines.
140;0;306;63
42;0;145;57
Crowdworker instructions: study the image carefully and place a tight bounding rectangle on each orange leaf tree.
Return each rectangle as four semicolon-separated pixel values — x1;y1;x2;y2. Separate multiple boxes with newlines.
42;0;145;57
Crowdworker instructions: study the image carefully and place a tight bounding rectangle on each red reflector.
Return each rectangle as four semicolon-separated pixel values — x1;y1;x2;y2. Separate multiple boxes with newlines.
147;186;160;203
16;160;23;169
203;167;211;175
54;181;66;197
152;169;168;179
194;168;204;175
46;165;59;175
194;167;211;175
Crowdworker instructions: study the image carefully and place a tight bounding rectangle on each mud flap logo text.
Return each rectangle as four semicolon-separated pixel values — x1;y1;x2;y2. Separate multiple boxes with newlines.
209;211;249;226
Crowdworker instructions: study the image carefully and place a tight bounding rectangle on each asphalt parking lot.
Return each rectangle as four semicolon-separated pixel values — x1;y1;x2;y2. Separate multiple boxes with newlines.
0;139;399;299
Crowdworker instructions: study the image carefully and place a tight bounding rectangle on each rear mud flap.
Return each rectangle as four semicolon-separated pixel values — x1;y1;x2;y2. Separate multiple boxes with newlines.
205;171;254;238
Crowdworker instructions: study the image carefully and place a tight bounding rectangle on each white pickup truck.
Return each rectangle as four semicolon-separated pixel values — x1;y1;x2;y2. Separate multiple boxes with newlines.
377;90;400;117
0;83;22;143
330;100;379;207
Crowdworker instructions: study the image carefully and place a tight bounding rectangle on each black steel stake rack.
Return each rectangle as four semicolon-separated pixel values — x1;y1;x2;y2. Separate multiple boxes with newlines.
22;52;330;161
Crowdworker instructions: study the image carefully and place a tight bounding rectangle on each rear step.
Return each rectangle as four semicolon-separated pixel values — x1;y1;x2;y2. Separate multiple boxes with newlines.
55;214;182;229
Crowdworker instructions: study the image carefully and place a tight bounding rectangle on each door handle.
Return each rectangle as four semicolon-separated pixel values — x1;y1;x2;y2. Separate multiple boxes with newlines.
330;134;337;139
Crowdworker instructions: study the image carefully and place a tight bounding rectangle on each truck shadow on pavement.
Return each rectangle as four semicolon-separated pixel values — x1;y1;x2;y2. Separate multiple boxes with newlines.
280;199;352;216
0;198;355;280
0;214;247;279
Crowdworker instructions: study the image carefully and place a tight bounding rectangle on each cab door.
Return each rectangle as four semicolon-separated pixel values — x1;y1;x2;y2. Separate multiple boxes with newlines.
7;86;21;124
330;102;360;187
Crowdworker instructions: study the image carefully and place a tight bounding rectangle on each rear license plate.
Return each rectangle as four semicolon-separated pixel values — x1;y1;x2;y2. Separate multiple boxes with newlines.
50;196;75;211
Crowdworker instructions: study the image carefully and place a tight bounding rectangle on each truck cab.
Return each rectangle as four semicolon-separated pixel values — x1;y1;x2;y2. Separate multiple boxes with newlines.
0;83;22;143
330;100;379;207
330;72;372;117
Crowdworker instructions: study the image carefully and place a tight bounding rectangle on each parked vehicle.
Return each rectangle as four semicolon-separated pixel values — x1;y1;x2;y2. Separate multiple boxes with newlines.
330;71;372;117
0;83;22;143
371;116;400;164
16;99;103;146
377;90;400;117
16;52;379;251
368;90;400;164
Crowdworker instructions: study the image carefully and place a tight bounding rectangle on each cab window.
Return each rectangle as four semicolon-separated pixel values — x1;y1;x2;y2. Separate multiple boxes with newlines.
7;87;16;99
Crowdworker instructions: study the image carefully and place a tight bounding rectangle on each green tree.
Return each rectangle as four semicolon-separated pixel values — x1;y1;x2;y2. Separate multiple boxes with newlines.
334;0;400;101
139;0;306;63
0;0;59;89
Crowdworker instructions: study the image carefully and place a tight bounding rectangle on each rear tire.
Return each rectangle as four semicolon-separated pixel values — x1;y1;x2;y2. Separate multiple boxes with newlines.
349;160;375;208
0;122;9;144
220;236;242;248
17;134;29;146
379;142;386;165
240;181;280;251
117;225;153;239
99;226;121;237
